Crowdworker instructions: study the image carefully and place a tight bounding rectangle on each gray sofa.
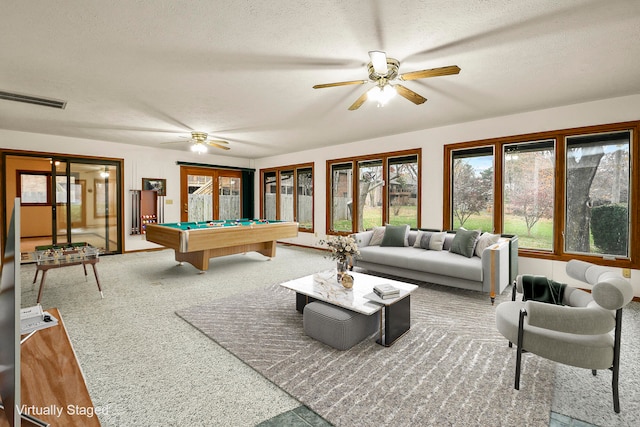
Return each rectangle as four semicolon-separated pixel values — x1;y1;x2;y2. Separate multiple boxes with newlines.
351;227;518;302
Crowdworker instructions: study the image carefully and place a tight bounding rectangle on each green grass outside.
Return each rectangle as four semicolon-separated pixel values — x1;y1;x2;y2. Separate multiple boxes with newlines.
333;205;417;232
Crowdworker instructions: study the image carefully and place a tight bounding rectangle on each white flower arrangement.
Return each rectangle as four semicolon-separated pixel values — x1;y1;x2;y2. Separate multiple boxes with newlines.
319;235;360;262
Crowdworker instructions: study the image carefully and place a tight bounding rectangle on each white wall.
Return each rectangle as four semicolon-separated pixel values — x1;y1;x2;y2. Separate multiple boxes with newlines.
2;94;639;295
253;94;640;296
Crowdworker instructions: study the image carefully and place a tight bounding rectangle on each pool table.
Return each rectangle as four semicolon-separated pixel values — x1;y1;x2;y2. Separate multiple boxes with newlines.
145;219;299;272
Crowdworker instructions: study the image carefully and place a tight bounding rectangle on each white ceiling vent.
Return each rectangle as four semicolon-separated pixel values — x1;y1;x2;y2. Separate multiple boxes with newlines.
0;90;67;109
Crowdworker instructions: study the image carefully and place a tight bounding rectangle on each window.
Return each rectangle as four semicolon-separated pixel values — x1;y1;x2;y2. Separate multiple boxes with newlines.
565;131;630;258
503;140;555;250
450;147;494;232
358;160;383;230
296;168;313;230
328;149;421;233
388;155;419;227
330;163;354;232
444;121;638;268
260;163;313;231
18;171;50;205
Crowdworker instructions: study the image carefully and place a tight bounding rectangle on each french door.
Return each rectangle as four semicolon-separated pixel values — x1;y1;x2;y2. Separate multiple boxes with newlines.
180;166;242;222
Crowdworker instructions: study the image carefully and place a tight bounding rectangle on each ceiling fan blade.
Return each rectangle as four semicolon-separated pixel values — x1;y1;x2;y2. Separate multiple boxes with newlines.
395;84;427;105
207;139;229;145
348;90;369;111
207;142;231;150
399;65;461;81
313;80;368;89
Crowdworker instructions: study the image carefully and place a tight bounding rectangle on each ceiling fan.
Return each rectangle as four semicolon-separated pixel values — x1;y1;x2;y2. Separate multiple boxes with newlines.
163;131;230;153
313;51;460;110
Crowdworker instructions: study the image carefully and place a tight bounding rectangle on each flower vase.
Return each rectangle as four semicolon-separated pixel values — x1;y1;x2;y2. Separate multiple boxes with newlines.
336;259;348;282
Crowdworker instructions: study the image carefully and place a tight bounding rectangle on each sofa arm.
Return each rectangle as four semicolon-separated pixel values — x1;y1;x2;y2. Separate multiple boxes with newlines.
351;230;374;248
481;240;510;302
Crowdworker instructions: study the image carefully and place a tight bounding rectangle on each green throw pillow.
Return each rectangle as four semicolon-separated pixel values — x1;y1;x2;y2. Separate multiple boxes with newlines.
450;228;481;258
380;224;409;247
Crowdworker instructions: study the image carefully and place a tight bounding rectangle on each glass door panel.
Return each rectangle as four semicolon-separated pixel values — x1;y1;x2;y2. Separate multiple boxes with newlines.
83;163;118;253
279;171;294;222
263;171;277;220
187;174;213;222
218;175;241;220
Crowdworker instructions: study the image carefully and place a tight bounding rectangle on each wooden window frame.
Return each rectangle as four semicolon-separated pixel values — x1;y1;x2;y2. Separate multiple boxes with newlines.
259;162;314;233
444;120;639;268
326;148;421;235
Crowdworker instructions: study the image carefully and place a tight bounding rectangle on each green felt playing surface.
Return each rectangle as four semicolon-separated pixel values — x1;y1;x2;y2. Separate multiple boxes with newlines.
158;219;283;230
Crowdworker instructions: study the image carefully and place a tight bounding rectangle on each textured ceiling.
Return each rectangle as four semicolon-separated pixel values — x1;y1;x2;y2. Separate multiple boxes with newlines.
1;0;640;158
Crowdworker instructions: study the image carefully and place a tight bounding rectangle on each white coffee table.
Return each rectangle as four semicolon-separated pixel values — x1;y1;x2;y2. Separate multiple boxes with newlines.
280;270;418;346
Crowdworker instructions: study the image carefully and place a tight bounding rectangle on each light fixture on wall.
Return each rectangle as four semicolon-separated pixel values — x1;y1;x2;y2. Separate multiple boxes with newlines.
100;167;109;178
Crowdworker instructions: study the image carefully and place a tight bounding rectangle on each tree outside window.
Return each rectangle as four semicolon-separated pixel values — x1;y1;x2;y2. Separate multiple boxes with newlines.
503;141;555;250
565;131;630;257
451;148;494;231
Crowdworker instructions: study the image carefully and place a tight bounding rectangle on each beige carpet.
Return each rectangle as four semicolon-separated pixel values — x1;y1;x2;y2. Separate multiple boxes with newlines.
177;281;555;426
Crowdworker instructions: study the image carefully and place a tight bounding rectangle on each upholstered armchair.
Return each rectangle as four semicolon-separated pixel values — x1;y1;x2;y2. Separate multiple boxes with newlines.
495;260;634;413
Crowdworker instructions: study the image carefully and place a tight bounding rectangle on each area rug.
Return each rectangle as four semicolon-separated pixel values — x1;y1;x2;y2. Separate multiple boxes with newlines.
177;282;554;426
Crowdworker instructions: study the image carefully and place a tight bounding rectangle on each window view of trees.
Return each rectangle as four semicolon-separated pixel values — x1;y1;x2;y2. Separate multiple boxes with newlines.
388;156;419;228
446;125;635;264
329;150;420;233
503;141;555;250
358;160;383;230
331;163;354;232
565;131;630;257
451;148;493;232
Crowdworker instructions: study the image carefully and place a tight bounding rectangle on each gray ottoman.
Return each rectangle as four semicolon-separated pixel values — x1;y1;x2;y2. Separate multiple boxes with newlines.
303;301;379;350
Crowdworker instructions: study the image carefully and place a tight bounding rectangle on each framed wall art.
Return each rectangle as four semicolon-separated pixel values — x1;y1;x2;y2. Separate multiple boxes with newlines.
142;178;166;196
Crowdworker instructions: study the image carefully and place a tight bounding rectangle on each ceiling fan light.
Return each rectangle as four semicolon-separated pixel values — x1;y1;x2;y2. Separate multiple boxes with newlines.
191;143;207;154
368;84;396;107
369;51;388;76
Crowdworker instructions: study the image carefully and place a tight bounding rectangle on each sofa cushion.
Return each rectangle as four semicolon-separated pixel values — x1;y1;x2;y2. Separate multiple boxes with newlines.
358;246;412;269
405;249;483;282
450;229;481;258
369;226;386;246
381;224;409;247
475;232;500;258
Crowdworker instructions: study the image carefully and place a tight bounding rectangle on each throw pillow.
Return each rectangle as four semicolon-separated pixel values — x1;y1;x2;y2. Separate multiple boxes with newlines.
450;228;481;258
369;226;385;246
380;224;410;247
419;231;433;249
413;230;424;248
475;233;501;258
442;233;456;251
428;232;446;251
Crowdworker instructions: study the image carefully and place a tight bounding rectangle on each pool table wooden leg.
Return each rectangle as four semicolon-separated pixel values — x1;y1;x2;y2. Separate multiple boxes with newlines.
174;250;209;272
